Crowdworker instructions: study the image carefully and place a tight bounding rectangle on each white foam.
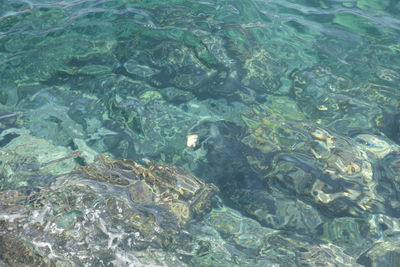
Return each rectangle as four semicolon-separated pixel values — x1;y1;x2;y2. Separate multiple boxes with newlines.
0;213;24;222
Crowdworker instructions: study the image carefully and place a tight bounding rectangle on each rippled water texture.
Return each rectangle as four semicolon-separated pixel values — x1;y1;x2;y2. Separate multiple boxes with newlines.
1;0;400;266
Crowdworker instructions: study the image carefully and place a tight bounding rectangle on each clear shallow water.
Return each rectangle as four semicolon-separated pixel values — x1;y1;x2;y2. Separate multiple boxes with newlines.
1;0;400;266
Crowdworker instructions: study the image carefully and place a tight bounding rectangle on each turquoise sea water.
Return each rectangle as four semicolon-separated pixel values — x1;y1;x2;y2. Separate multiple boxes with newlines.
1;0;400;266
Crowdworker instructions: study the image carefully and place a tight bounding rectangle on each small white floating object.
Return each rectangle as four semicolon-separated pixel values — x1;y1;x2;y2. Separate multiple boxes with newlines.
186;134;199;147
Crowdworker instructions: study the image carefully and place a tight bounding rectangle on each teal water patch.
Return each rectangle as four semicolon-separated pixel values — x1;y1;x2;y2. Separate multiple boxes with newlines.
1;0;400;266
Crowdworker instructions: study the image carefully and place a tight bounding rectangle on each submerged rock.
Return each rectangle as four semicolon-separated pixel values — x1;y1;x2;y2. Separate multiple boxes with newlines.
0;155;218;266
357;239;400;267
0;231;55;267
0;129;79;190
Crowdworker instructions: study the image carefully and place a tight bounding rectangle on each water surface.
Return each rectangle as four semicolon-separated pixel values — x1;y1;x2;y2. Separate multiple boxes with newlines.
1;0;400;266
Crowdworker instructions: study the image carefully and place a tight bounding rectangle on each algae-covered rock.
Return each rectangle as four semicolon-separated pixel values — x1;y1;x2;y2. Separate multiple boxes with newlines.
296;243;363;267
0;232;55;267
0;154;218;266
